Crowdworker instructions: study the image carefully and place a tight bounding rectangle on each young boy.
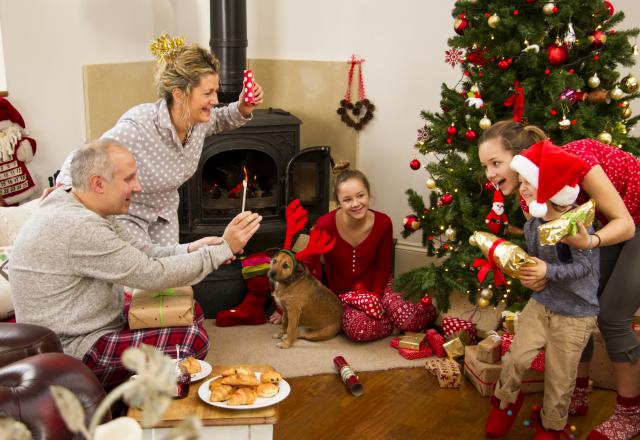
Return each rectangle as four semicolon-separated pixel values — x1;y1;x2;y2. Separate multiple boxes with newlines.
485;141;599;439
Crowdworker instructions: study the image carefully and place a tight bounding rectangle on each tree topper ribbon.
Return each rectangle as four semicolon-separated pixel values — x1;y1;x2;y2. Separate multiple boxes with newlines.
503;80;524;123
472;238;506;286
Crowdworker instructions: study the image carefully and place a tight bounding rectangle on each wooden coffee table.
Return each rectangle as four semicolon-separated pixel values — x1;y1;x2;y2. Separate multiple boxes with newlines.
128;364;278;440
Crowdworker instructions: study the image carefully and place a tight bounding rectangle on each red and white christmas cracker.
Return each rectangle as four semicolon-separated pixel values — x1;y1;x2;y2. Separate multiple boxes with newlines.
243;69;256;105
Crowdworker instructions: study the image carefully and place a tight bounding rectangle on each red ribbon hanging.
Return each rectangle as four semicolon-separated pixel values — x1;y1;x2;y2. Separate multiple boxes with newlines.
343;54;366;102
503;80;524;123
472;238;506;287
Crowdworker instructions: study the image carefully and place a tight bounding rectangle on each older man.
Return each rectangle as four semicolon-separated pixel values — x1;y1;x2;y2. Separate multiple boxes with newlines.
9;139;261;386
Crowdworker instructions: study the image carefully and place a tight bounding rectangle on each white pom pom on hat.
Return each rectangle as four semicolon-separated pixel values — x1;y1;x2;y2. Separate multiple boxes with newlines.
509;140;588;218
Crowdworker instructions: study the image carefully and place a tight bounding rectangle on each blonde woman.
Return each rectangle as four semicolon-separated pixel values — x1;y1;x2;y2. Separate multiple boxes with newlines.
57;36;264;246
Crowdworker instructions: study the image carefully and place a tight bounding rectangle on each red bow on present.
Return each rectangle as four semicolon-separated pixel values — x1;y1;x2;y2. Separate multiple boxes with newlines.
472;238;506;287
503;80;524;123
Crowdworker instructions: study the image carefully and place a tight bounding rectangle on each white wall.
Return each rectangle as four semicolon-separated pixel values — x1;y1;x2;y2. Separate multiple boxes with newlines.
0;0;638;251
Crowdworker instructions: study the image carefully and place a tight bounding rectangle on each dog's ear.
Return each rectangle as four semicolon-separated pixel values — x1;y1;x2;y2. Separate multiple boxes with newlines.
264;248;279;258
295;260;306;274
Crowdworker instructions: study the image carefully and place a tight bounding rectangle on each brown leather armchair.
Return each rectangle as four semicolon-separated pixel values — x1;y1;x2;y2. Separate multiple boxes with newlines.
0;323;109;440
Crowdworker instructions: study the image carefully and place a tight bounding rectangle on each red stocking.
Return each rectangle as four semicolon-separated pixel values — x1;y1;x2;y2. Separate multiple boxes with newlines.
215;275;271;327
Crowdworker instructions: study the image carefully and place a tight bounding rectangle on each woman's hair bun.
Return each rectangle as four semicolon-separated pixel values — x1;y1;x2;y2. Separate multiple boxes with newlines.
333;160;351;175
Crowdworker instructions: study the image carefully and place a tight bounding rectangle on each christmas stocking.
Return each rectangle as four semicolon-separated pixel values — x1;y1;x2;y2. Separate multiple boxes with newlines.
215;253;272;327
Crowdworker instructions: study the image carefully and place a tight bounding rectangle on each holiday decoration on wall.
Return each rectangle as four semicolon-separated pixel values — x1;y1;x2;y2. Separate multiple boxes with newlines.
397;0;639;312
0;97;38;205
337;55;375;131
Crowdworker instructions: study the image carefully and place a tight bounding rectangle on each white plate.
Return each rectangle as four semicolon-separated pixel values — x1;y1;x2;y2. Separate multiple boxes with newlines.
198;372;291;409
189;360;213;382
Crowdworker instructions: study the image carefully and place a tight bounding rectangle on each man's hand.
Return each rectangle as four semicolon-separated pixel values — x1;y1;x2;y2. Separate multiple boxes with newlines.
187;236;224;253
40;183;62;201
222;211;262;254
518;257;547;284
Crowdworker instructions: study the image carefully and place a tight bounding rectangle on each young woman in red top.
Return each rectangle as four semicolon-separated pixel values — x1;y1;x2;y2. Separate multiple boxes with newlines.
479;120;640;440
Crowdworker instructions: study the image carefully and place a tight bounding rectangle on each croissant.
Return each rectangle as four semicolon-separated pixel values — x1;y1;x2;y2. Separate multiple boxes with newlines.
209;384;234;402
221;366;253;377
221;373;259;386
261;371;283;385
179;357;201;375
227;387;258;405
256;383;279;398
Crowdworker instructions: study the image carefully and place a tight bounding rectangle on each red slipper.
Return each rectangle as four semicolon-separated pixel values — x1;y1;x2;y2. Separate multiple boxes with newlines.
485;392;524;437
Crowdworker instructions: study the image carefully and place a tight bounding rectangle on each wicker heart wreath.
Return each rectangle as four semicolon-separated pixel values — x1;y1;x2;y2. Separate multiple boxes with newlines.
337;56;375;131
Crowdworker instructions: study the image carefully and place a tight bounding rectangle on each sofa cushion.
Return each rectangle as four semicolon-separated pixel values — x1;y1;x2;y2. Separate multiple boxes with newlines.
0;198;38;247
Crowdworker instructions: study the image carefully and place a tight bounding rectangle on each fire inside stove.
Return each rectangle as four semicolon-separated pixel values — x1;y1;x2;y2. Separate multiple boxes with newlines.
201;149;277;217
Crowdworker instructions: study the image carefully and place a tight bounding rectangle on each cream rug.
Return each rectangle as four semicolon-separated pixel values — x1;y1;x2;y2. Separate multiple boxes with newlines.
203;320;427;378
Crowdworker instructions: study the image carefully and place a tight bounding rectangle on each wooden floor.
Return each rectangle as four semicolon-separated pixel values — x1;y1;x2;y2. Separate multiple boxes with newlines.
274;367;617;440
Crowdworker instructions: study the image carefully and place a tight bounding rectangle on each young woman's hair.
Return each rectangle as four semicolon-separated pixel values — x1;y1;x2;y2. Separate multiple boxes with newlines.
333;168;371;202
478;120;548;154
154;43;220;106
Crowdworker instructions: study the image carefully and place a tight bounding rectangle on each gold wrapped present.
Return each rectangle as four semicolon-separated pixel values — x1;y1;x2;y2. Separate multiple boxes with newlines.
470;231;536;280
539;199;596;246
128;286;194;330
443;337;465;360
477;332;502;364
399;332;426;350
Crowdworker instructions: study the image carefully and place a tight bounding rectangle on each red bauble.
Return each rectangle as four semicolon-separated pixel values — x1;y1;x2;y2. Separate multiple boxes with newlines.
441;193;454;205
447;124;458;136
454;17;469;35
546;43;568;66
588;30;607;49
497;58;513;70
525;0;536;3
422;208;430;217
420;296;433;308
403;214;421;232
410;159;421;170
604;0;614;16
465;129;477;141
484;181;496;192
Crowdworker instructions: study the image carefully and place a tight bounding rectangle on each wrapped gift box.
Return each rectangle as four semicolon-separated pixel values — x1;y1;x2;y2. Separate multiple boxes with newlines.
442;316;478;345
128;286;194;330
464;345;544;397
591;326;640;390
398;331;426;350
477;334;502;364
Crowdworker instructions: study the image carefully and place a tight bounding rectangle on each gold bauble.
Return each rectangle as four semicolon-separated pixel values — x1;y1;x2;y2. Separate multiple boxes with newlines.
587;73;601;89
615;122;628;135
479;116;492;130
488;13;501;29
480;288;493;300
469;235;478;247
621;74;639;93
620;100;630;109
542;2;556;15
597;131;613;144
558;117;571;131
426;178;437;190
622;107;633;119
445;227;457;241
610;86;624;100
477;297;490;308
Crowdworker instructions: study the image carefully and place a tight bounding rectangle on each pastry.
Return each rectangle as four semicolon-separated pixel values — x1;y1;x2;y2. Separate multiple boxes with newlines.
221;373;259;386
221;366;253;376
260;370;283;385
179;357;201;375
227;387;258;406
256;383;279;398
209;384;234;402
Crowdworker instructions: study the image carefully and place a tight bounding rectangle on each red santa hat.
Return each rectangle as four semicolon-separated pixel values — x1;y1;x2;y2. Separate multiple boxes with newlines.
509;139;588;218
0;97;26;130
492;190;504;205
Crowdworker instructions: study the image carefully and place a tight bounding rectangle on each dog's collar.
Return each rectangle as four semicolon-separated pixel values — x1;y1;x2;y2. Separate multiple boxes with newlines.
276;249;297;272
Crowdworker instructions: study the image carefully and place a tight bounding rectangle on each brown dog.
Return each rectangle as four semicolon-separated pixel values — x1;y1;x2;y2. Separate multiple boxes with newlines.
268;250;343;349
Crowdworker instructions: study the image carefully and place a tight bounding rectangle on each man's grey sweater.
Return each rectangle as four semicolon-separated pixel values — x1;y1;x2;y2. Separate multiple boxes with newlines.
9;189;233;358
524;217;599;317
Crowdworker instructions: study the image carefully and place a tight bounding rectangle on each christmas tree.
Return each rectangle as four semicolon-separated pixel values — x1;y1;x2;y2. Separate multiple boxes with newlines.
395;0;639;312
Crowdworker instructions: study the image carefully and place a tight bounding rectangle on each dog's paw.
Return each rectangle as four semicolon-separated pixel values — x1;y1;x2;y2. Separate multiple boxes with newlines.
277;341;292;349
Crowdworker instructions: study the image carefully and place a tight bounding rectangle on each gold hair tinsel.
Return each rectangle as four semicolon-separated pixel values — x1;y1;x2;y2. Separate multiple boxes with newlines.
150;33;186;62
